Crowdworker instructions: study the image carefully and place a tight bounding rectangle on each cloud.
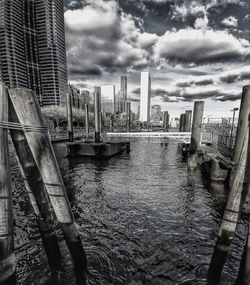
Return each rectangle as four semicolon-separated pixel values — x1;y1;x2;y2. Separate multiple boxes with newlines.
65;0;152;80
154;28;250;64
221;16;238;28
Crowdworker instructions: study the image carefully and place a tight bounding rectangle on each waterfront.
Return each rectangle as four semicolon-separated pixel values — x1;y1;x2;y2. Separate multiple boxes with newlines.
11;142;246;284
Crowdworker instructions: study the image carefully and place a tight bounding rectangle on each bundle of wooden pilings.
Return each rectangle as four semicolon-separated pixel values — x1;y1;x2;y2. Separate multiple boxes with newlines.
207;85;250;284
0;83;87;285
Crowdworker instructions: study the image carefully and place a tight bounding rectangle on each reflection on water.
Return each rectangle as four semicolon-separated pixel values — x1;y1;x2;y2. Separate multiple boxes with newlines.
11;142;247;284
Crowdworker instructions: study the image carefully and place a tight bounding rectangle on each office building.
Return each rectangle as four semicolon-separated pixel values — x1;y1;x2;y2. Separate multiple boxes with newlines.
100;85;116;116
151;105;161;121
139;71;151;122
0;0;67;106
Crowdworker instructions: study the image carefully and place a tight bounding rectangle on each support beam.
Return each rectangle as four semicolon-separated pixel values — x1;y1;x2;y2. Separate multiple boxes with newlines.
0;84;15;285
190;101;204;152
94;87;101;143
8;88;87;283
8;97;62;274
66;92;74;142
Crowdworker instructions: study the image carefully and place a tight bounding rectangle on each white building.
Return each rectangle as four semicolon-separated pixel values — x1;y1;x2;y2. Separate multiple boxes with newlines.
139;71;151;122
100;85;116;116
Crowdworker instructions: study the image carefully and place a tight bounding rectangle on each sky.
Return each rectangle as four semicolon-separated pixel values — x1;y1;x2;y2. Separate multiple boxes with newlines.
64;0;250;118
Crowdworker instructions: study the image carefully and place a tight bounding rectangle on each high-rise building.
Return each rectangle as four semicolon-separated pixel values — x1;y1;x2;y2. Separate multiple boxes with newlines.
151;104;161;121
120;75;127;102
100;85;116;116
139;71;151;122
0;0;67;106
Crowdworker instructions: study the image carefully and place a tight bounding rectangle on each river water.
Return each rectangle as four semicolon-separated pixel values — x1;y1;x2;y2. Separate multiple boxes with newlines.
11;142;247;284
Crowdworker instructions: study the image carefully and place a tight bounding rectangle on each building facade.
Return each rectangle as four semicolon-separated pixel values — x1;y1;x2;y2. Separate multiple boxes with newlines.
151;104;161;121
100;85;116;116
0;0;67;106
139;71;151;122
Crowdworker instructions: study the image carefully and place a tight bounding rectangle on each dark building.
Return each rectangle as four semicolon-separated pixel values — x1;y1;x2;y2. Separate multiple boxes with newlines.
0;0;67;106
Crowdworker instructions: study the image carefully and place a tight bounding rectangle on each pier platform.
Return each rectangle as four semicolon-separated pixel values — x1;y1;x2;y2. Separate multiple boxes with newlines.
66;141;130;158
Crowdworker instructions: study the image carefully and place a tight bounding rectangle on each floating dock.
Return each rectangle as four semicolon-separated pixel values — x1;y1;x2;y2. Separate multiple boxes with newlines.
66;141;130;158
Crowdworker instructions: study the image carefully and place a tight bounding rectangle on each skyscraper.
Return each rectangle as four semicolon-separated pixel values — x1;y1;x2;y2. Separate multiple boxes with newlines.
139;71;151;122
0;0;67;106
120;75;127;102
151;104;161;121
100;85;116;116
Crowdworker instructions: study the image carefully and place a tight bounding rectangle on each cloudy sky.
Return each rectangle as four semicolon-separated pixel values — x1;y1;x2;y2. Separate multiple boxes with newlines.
64;0;250;118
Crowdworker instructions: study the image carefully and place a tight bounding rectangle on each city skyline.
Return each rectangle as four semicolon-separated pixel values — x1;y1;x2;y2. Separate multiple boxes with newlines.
64;0;250;118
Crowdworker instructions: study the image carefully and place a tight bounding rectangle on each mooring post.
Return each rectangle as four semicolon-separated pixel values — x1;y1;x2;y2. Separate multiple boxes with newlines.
184;110;192;132
163;111;169;132
235;114;250;285
94;86;101;143
126;101;131;132
190;101;204;152
0;84;15;285
230;86;250;187
8;97;62;274
188;101;204;169
84;103;89;140
66;91;74;142
179;113;185;132
8;88;88;284
207;128;248;284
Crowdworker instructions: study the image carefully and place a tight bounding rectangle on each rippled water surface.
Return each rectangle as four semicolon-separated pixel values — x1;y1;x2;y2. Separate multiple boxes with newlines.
11;142;247;284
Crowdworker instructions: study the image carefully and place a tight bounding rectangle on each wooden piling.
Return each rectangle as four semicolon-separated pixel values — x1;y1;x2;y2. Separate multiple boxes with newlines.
94;87;101;143
184;110;192;132
235;114;250;285
190;101;204;152
179;113;186;132
8;88;87;283
84;103;89;139
163;111;169;132
207;128;248;285
8;97;62;273
230;86;250;188
0;84;15;285
66;92;74;142
126;101;131;132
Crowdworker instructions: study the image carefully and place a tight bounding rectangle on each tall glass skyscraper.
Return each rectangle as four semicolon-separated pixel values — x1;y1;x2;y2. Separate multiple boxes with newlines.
0;0;67;106
139;71;151;122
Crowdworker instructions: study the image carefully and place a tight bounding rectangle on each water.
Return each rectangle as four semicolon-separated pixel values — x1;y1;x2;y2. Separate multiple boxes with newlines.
10;142;247;284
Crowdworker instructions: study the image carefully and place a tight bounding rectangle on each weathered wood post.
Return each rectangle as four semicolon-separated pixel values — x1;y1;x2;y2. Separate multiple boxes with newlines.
94;87;101;143
163;111;169;132
179;113;185;132
184;110;192;132
230;86;250;187
190;101;204;152
207;128;248;284
8;88;87;284
84;103;89;139
188;101;204;169
0;84;15;285
126;101;131;133
235;114;250;285
66;91;74;142
8;97;62;274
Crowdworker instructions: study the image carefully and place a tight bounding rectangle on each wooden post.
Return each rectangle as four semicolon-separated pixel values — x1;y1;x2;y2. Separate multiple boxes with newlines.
126;101;131;133
84;103;89;139
8;88;87;283
179;113;185;132
235;114;250;285
163;111;169;132
230;86;250;187
94;87;101;143
8;97;62;273
190;101;204;152
207;128;248;285
184;110;192;132
0;84;15;285
66;92;74;142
